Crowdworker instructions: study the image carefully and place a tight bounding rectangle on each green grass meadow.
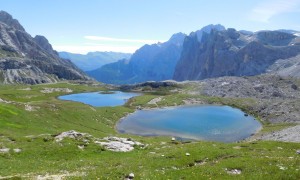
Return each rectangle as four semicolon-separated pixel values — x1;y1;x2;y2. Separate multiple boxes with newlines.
0;83;299;179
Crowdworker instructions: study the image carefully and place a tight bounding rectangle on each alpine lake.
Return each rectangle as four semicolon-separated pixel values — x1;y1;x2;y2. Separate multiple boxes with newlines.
59;91;261;142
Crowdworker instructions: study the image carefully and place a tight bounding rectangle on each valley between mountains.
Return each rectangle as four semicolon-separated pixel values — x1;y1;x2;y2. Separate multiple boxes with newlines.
0;10;299;179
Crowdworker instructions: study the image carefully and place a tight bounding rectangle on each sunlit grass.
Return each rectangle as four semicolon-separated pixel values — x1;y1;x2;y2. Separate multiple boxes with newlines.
0;83;299;179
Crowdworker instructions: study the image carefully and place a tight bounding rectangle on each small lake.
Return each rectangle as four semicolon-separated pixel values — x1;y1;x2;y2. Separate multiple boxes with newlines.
117;105;261;142
58;91;140;107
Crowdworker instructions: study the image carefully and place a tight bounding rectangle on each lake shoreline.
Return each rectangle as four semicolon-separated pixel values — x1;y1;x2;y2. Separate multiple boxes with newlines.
117;94;299;143
116;102;261;143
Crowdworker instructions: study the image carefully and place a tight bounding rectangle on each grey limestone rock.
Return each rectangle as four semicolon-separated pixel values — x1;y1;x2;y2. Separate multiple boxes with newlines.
173;28;300;81
0;11;90;84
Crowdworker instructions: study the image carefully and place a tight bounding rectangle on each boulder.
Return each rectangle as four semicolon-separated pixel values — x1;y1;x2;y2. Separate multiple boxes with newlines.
13;148;22;153
226;169;242;175
54;130;89;142
0;148;10;153
95;137;144;152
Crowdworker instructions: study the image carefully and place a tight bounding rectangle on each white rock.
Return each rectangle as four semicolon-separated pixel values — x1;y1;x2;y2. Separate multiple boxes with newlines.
25;104;39;111
122;140;135;146
171;137;176;141
0;98;12;104
100;141;133;152
221;82;230;86
186;153;190;156
41;88;73;94
55;130;87;142
97;137;144;152
13;148;22;153
128;173;134;179
135;142;143;146
0;148;10;153
78;145;85;150
278;166;287;170
147;97;162;105
227;169;242;175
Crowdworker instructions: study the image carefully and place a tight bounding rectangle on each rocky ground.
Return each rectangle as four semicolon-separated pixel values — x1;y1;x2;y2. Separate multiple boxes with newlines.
127;75;300;124
182;75;300;142
54;130;145;152
187;75;300;124
123;75;300;142
257;125;300;143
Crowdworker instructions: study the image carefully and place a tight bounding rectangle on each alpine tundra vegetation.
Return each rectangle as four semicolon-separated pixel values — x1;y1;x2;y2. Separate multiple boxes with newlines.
0;1;300;179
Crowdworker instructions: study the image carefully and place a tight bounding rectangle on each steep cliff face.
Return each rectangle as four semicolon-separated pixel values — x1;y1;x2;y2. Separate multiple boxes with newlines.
173;28;300;81
87;32;186;84
0;11;90;84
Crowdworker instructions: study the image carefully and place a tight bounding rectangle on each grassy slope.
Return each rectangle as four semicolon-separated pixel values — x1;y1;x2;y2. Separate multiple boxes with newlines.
0;83;299;179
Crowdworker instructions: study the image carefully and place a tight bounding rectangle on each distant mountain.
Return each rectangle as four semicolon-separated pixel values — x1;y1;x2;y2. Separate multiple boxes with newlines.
0;11;90;84
173;28;300;81
277;29;300;36
87;32;187;84
59;51;131;71
194;24;225;41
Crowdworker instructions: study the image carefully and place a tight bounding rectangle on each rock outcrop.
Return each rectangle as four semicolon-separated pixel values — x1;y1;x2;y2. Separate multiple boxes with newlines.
54;130;144;152
258;125;300;143
55;130;90;142
173;28;300;81
0;11;90;84
0;11;24;31
185;75;300;123
95;137;144;152
267;54;300;78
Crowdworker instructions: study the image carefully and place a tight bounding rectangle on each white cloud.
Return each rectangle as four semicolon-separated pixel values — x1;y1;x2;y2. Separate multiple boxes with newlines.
53;45;140;54
249;0;300;22
84;36;165;44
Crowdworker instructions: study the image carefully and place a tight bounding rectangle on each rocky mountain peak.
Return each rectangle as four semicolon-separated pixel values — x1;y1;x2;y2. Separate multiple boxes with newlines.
226;28;240;39
87;32;187;84
168;32;186;45
192;24;226;42
34;35;57;56
0;11;90;84
0;11;25;31
173;27;300;81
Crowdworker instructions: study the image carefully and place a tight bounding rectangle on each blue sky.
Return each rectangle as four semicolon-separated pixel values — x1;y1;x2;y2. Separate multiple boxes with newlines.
1;0;300;54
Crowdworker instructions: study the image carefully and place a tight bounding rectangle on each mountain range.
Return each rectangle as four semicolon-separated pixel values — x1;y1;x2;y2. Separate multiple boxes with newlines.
86;32;187;84
86;24;300;84
85;24;225;84
1;10;300;85
58;51;131;71
0;11;89;84
173;28;300;81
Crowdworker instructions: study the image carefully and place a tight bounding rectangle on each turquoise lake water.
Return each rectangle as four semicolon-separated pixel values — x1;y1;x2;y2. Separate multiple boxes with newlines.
58;91;140;107
117;105;261;142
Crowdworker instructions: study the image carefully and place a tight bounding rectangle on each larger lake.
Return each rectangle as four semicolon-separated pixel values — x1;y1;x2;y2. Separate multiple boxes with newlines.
117;105;261;142
58;91;140;107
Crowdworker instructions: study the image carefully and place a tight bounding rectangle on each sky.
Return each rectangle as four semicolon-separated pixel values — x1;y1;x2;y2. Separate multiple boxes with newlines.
1;0;300;54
